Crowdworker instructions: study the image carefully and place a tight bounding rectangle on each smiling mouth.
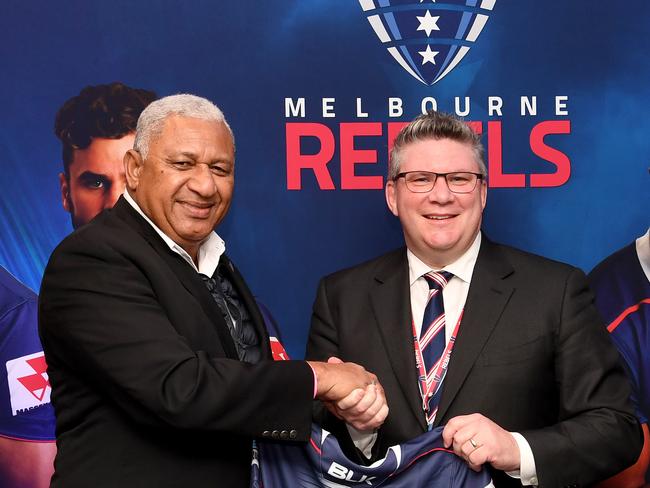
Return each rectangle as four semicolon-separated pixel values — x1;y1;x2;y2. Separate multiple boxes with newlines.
425;215;455;220
179;201;214;217
183;201;213;208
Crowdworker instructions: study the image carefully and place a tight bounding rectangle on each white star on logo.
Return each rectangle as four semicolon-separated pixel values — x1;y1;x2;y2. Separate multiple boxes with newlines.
418;45;439;65
420;0;436;3
416;10;441;37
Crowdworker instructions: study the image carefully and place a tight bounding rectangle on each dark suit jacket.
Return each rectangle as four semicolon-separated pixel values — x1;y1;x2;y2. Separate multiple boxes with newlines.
39;197;313;488
306;237;642;487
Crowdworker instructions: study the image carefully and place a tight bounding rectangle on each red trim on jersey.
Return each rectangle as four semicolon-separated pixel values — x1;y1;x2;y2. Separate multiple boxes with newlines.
607;298;650;333
403;446;457;470
309;437;322;455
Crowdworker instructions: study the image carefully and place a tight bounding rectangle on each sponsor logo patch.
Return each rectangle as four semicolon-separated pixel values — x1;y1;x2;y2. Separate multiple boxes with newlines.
6;351;51;415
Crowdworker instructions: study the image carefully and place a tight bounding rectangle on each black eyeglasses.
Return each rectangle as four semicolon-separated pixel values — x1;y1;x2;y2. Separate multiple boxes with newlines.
394;171;484;194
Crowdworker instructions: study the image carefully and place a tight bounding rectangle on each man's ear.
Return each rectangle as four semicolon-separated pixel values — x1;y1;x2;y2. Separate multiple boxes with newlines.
58;172;71;213
385;180;399;217
124;149;143;192
480;178;487;210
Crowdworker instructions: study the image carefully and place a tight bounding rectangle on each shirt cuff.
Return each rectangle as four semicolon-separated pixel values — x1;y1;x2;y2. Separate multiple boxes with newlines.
346;424;377;459
306;363;318;399
506;432;538;486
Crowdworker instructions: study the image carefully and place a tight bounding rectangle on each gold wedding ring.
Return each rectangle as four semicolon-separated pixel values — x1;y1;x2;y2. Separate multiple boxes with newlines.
469;438;478;449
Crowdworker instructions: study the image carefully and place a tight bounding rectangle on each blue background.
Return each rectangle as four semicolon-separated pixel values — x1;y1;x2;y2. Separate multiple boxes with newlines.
1;1;648;357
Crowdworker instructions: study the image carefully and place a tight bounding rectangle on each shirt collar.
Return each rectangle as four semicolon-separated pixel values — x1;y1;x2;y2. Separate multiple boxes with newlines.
407;232;482;286
636;228;650;282
123;191;225;276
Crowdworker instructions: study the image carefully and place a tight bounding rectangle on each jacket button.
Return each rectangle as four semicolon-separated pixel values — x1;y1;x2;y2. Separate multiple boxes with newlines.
280;430;289;439
262;431;270;437
289;430;297;439
271;430;280;439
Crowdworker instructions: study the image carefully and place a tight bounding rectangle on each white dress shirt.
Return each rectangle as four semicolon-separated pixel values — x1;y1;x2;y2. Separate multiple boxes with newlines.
123;190;225;277
407;232;480;343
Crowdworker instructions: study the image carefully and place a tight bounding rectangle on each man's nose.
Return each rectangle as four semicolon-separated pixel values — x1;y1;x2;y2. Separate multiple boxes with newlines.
104;179;125;209
427;175;454;203
187;164;217;196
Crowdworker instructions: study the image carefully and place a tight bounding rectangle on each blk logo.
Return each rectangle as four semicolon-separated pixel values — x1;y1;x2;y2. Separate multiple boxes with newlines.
359;0;496;85
327;462;376;485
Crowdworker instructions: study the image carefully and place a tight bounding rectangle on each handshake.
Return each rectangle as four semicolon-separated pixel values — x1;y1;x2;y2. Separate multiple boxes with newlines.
307;357;389;432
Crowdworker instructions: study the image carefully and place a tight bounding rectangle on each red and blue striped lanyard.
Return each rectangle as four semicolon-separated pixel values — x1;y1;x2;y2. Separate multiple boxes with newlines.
412;309;464;427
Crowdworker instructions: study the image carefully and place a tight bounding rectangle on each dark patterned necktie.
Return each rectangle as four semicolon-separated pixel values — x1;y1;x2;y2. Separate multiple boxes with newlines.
200;271;261;364
420;271;453;421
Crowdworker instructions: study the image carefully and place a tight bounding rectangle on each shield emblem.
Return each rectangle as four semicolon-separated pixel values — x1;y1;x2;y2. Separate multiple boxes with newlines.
359;0;496;85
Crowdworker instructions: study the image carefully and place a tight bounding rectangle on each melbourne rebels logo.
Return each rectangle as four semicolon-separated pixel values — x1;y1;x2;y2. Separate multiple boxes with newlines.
359;0;496;85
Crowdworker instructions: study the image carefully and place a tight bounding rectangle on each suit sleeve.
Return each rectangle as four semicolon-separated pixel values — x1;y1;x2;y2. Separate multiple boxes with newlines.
305;278;377;462
39;232;313;441
306;277;340;362
522;268;642;486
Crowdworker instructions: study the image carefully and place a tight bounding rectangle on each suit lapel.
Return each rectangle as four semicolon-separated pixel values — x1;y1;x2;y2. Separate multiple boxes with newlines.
370;249;428;431
435;237;514;424
112;197;239;359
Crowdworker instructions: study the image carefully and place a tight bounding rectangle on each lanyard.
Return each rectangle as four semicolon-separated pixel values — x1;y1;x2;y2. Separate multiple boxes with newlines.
412;309;464;425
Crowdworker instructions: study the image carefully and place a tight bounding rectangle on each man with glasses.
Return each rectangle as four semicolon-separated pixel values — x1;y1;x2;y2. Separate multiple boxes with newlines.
306;111;641;487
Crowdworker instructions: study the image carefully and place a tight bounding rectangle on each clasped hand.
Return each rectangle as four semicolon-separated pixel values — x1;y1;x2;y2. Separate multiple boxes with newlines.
308;357;389;432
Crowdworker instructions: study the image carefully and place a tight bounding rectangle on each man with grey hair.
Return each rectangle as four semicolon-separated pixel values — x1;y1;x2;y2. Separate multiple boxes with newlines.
39;94;387;487
307;111;642;487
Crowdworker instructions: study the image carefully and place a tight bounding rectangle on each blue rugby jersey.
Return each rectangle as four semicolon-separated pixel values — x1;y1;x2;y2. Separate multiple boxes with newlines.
589;240;650;425
252;424;493;487
0;267;56;441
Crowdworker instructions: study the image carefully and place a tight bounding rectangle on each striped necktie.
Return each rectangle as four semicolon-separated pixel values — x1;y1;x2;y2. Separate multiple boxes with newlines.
420;271;453;423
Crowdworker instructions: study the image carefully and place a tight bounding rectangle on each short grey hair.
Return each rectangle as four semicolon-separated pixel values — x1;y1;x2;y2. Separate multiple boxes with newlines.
389;111;486;180
134;94;234;159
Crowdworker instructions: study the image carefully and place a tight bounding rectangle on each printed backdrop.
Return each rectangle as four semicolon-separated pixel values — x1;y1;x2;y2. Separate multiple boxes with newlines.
1;1;648;357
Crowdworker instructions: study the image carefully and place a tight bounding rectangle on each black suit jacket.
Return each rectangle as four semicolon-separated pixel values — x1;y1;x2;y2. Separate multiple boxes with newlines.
39;197;313;488
306;237;642;487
